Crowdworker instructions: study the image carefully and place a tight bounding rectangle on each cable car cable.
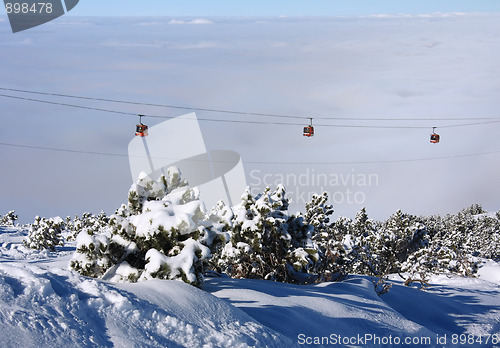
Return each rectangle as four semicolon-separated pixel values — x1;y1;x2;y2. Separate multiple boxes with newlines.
0;86;497;122
1;92;499;130
1;141;500;165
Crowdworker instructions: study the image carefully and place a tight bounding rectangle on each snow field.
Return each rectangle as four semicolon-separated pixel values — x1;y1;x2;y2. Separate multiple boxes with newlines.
1;232;500;347
0;256;292;347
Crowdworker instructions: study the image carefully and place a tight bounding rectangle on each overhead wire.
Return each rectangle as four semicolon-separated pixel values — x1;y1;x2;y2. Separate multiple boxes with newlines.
0;92;424;129
1;90;500;129
0;86;498;123
1;86;500;164
1;141;500;165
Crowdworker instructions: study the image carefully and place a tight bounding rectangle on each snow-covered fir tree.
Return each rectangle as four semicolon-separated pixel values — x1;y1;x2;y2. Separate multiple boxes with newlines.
70;167;223;287
419;204;499;263
301;192;344;281
65;211;110;241
221;186;291;281
206;200;234;272
220;185;317;283
304;192;333;238
470;214;500;260
342;208;379;276
24;216;65;251
0;210;18;226
402;240;478;280
367;210;428;275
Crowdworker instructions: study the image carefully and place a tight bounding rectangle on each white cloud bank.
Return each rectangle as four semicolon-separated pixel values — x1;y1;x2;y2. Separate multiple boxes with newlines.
169;18;214;25
1;14;499;222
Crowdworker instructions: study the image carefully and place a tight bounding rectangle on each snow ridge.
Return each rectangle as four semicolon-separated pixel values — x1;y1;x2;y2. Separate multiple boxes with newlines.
0;259;292;348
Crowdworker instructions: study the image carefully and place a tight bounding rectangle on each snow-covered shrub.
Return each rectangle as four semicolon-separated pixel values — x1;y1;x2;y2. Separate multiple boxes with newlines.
402;242;478;279
220;186;290;281
0;210;18;226
304;192;333;238
303;193;347;281
297;203;489;282
217;186;324;283
205;200;233;272
219;185;315;283
70;168;221;287
65;211;110;241
366;210;428;275
469;215;500;260
420;204;500;262
70;227;112;277
338;208;379;276
24;216;65;251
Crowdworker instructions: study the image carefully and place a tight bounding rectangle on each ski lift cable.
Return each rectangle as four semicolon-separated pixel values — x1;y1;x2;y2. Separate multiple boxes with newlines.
245;150;500;165
1;92;499;130
1;141;500;165
0;86;497;122
0;93;424;129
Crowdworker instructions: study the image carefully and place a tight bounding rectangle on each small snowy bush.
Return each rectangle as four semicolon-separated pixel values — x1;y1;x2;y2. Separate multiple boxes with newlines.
24;216;65;251
65;211;109;241
0;210;18;226
402;242;478;279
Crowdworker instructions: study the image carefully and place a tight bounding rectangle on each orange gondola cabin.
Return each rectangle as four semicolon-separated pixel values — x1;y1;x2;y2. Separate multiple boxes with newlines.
136;124;148;137
135;115;148;137
303;125;314;137
430;127;439;143
303;118;314;137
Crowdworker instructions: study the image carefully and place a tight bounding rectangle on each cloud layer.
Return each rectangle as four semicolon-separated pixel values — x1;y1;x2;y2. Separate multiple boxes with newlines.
1;14;499;222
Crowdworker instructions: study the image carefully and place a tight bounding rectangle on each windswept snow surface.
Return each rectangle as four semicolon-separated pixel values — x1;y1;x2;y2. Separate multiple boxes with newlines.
1;226;500;347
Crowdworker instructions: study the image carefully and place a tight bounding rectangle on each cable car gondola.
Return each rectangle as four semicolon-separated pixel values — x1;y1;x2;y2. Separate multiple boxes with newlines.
135;114;148;137
303;117;314;137
430;127;440;143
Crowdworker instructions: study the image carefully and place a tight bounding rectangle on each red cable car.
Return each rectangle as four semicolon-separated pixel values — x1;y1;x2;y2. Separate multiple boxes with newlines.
430;127;439;143
303;117;314;137
135;114;148;137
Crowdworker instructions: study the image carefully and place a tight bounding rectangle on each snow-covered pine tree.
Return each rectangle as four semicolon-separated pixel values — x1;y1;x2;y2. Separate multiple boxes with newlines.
352;208;373;238
257;185;294;282
444;205;500;260
341;208;380;276
286;213;318;281
65;211;110;241
402;240;478;279
470;214;500;260
0;210;18;226
206;200;234;273
221;187;259;271
221;186;289;281
221;185;316;283
304;192;333;238
400;206;484;282
71;225;112;277
300;192;344;281
24;216;65;251
368;210;428;275
70;168;219;287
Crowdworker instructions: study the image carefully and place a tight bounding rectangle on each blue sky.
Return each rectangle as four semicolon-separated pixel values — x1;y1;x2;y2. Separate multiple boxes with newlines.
70;0;500;17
